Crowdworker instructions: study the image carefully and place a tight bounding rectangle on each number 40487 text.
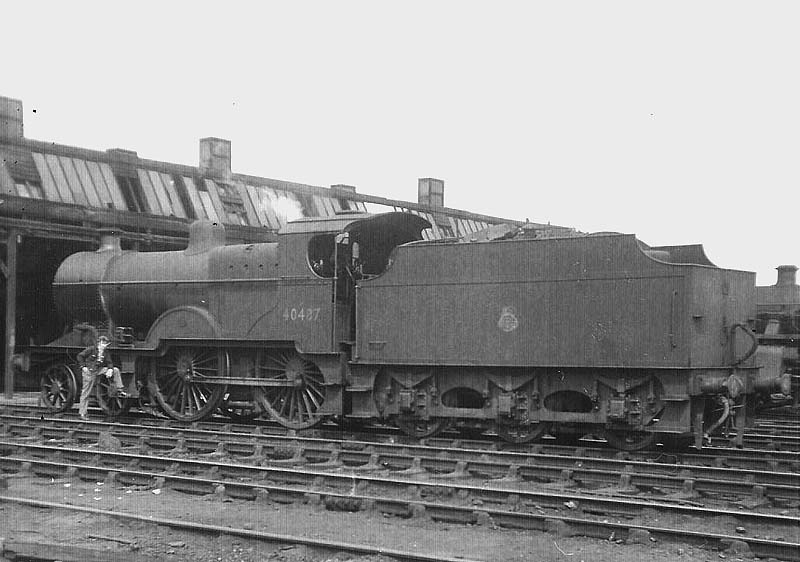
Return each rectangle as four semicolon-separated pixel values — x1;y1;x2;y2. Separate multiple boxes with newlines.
283;307;321;321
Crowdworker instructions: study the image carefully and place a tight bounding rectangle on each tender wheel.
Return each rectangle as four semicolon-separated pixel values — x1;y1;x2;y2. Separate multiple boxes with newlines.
148;347;228;422
254;350;326;430
551;431;583;446
40;364;77;413
395;416;449;438
96;375;131;417
497;422;551;444
604;429;656;451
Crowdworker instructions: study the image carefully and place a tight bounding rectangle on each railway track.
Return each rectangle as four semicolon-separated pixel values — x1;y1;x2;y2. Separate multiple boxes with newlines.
2;414;800;504
2;404;799;560
0;496;478;562
1;442;799;561
1;439;797;524
4;405;800;470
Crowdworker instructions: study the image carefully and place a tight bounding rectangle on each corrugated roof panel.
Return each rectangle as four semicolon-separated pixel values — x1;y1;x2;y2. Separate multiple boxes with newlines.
320;196;336;216
244;185;271;228
11;182;27;197
182;176;208;220
448;216;459;237
2;147;39;183
71;158;108;209
198;190;220;222
0;159;16;196
424;213;442;238
37;153;74;203
54;156;89;205
158;172;187;218
136;169;164;215
203;180;228;224
254;186;282;229
309;195;324;216
146;170;174;216
363;202;393;214
234;182;260;226
59;156;98;207
96;162;128;211
268;188;303;226
259;188;280;228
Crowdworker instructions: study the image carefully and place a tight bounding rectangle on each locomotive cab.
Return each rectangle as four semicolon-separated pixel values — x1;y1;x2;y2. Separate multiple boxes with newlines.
284;211;431;347
304;212;431;280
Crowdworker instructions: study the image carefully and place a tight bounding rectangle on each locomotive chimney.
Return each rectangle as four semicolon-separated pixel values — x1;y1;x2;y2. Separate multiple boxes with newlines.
97;228;122;253
418;178;444;208
0;96;24;139
776;265;798;287
199;137;232;181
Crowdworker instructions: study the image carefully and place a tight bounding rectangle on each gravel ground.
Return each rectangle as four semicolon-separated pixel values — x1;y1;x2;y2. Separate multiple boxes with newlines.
0;472;782;562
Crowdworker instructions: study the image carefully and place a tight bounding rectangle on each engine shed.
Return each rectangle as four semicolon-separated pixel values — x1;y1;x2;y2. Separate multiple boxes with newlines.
0;94;570;395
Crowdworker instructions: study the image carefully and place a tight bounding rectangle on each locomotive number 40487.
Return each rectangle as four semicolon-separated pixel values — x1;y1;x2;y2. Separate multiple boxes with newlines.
283;307;321;321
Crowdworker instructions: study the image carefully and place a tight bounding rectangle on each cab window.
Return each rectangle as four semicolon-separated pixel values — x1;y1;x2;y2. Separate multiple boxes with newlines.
307;234;335;277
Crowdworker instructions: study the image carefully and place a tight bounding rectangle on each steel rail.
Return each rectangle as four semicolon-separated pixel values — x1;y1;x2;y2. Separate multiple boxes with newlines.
4;404;798;459
1;442;798;525
710;432;800;451
5;410;800;474
3;420;800;500
1;468;798;561
0;496;481;562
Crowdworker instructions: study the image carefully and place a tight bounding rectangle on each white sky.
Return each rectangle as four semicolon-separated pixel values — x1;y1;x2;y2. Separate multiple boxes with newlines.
2;1;798;284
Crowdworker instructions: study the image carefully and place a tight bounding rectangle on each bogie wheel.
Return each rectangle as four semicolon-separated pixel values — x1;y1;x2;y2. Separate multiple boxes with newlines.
254;350;326;430
148;347;228;422
395;416;449;439
40;363;78;413
604;429;656;451
497;422;551;444
96;374;131;417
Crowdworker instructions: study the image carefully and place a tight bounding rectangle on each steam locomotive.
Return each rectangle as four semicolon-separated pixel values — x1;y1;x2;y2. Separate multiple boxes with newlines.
755;265;800;407
29;211;789;450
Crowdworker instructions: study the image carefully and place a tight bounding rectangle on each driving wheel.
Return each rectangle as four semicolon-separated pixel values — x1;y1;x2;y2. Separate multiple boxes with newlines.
148;347;228;422
254;350;326;430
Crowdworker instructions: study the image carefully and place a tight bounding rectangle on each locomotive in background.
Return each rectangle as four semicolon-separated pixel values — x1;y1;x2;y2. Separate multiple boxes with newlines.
25;211;789;450
755;265;800;407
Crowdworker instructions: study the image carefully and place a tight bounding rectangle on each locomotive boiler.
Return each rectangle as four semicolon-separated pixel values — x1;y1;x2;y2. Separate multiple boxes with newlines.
32;211;788;450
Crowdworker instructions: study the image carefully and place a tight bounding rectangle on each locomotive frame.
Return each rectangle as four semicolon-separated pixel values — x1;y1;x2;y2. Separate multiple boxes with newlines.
26;211;788;450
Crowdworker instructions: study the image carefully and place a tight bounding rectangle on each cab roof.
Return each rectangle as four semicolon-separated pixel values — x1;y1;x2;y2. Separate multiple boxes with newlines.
279;211;431;238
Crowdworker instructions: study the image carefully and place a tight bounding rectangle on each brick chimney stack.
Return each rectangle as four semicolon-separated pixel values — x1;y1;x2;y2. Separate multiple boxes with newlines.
199;137;232;181
0;96;24;139
418;178;444;207
776;265;798;287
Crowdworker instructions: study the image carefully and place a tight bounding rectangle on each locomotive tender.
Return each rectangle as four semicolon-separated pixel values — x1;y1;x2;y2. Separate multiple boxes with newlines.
32;211;788;450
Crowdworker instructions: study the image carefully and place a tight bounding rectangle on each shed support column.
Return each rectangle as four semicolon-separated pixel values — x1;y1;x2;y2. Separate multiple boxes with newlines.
3;229;17;398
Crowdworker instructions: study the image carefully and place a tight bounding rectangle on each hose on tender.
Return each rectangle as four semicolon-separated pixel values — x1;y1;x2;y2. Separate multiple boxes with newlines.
731;323;758;365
